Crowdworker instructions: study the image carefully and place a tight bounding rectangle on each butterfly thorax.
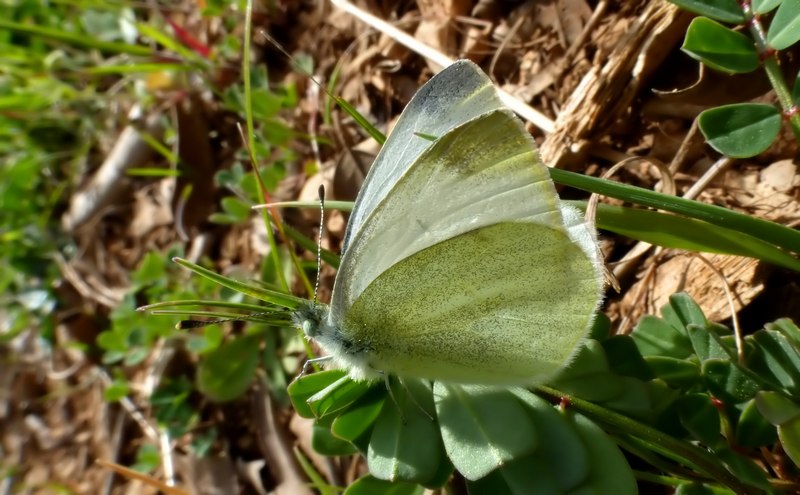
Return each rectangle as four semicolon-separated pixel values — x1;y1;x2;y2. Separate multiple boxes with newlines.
292;302;380;381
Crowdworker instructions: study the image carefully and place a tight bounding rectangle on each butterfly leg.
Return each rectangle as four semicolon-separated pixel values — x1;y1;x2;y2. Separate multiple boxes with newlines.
300;355;333;376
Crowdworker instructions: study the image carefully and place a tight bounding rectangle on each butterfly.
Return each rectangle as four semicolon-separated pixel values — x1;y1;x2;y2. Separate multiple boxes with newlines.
294;60;604;385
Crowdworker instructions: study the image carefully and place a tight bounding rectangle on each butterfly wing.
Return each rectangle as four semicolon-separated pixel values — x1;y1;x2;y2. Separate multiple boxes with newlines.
331;109;603;383
344;222;599;384
342;60;504;252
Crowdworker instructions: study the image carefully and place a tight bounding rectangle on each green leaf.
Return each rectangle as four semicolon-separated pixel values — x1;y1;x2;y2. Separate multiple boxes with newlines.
367;380;446;486
753;0;783;14
307;375;373;419
768;318;800;350
552;341;624;402
343;475;424;495
587;311;613;341
131;252;167;290
748;330;800;395
568;413;638;494
664;293;710;330
675;482;729;494
511;389;590;490
778;415;800;467
755;390;800;424
756;392;800;466
644;356;701;387
332;387;387;442
196;335;259;402
767;0;800;49
131;443;161;473
469;390;591;494
678;393;722;445
288;370;347;418
150;378;197;437
434;384;538;480
104;377;130;402
687;324;733;362
702;359;760;403
172;257;305;309
682;17;759;73
714;447;772;489
602;335;655;380
312;423;358;456
698;103;782;158
588;203;800;271
631;315;693;359
294;449;340;495
0;19;153;56
220;196;252;221
736;398;778;447
466;455;562;494
668;1;745;22
551;168;800;256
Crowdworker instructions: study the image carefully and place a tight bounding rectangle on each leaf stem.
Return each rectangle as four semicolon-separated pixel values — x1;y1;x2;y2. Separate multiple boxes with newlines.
740;0;800;143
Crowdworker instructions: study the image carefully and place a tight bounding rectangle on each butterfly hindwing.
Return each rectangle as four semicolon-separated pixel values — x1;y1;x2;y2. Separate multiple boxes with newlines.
343;221;599;384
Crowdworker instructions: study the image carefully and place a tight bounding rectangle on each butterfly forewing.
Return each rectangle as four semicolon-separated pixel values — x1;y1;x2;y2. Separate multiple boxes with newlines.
343;60;504;251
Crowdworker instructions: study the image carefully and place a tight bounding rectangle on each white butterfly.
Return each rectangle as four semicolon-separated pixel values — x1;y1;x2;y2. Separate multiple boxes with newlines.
295;60;604;385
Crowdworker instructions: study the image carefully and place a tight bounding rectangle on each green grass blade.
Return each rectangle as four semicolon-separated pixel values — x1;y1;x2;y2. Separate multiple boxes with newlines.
172;257;305;309
282;222;341;269
84;63;193;74
0;19;153;56
552;168;800;255
576;202;800;271
334;96;386;145
139;299;278;313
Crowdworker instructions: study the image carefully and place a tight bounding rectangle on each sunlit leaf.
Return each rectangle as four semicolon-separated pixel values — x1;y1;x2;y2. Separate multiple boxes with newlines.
682;17;758;73
698;103;782;158
767;0;800;49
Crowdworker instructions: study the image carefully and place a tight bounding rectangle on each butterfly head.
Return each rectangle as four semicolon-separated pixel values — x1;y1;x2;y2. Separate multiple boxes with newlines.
292;302;329;339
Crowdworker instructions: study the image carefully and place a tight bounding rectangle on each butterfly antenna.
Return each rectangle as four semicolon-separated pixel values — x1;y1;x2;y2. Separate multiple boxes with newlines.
314;184;325;304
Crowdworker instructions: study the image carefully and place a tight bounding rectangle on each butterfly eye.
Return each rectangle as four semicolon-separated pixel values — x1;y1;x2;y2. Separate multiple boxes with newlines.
302;319;316;337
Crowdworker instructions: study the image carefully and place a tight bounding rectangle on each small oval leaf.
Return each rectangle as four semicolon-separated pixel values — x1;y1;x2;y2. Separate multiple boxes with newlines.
669;1;745;23
682;17;759;73
434;384;538;480
287;370;348;418
678;393;722;445
778;415;800;467
367;381;445;486
755;390;800;425
753;0;782;14
736;398;778;447
767;0;800;50
698;103;781;157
